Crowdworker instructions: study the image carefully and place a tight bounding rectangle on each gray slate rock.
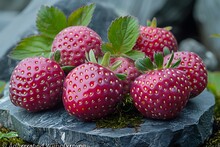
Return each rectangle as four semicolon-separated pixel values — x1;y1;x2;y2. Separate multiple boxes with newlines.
0;86;215;147
179;38;219;71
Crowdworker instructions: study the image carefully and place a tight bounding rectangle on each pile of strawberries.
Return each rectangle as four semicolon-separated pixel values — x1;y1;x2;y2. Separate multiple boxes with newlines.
9;4;207;122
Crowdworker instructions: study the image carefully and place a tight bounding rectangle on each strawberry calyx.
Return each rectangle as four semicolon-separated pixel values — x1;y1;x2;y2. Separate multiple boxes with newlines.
135;47;181;72
86;50;126;80
51;50;61;62
147;17;172;31
49;50;75;73
147;17;157;27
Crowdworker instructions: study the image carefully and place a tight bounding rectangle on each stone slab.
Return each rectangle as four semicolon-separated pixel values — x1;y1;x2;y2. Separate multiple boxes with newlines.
0;87;215;147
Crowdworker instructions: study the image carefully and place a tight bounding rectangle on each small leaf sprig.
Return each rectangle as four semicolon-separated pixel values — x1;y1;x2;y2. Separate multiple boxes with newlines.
102;16;145;61
135;48;181;72
0;131;18;140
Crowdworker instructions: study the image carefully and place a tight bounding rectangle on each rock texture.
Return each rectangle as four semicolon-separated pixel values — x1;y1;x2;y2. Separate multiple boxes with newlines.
0;85;215;147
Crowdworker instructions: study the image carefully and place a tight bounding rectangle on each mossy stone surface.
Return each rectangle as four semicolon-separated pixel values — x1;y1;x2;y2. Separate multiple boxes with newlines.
0;89;215;147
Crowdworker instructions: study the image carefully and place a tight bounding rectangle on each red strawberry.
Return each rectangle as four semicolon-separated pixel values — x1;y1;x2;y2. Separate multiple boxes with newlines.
110;57;141;95
51;26;102;67
62;52;124;121
130;68;190;120
163;51;208;98
9;57;65;112
133;18;178;60
130;52;191;120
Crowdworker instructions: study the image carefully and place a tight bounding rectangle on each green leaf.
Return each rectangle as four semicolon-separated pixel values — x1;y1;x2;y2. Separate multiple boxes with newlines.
0;132;18;139
88;49;98;63
208;71;220;98
111;60;122;71
116;73;127;80
207;71;220;116
163;47;171;56
108;16;139;54
210;34;220;38
154;52;164;69
146;20;151;26
9;35;53;60
53;50;61;62
141;57;154;70
101;43;114;54
135;57;154;71
150;17;157;27
0;80;6;96
164;26;172;31
62;66;75;73
36;6;67;38
68;3;95;26
135;59;148;71
124;50;145;61
100;52;111;67
171;59;181;68
165;51;174;68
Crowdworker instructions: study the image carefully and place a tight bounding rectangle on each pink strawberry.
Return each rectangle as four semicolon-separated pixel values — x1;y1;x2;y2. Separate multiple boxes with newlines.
9;57;65;112
133;18;178;60
163;51;208;98
130;68;190;120
130;52;191;120
110;57;141;95
62;52;124;121
51;26;102;67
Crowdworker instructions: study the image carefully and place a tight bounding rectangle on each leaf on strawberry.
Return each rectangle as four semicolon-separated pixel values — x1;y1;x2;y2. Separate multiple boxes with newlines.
116;73;127;80
154;52;163;69
36;6;67;38
68;3;95;26
102;43;114;54
105;16;144;59
135;57;154;71
124;50;146;61
9;35;53;60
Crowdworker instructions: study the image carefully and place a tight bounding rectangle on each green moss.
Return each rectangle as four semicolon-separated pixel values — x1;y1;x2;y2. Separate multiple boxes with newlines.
96;109;144;129
201;117;220;147
202;71;220;146
0;127;27;146
96;95;144;129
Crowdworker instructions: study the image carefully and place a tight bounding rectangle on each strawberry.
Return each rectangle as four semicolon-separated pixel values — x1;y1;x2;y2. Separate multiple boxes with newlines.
110;57;140;95
133;18;178;60
62;52;123;121
51;26;102;67
130;52;191;120
9;57;65;112
163;51;208;98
